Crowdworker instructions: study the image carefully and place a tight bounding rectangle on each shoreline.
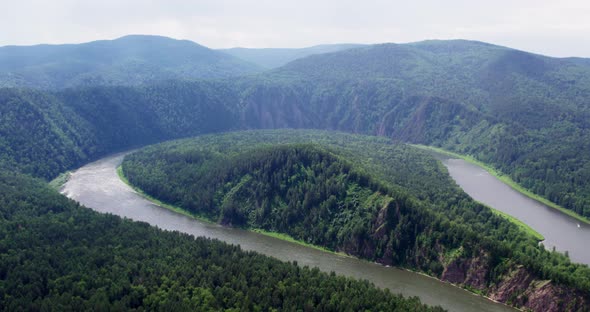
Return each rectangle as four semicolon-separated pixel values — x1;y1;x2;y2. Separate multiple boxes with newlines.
117;165;348;256
117;161;518;311
117;165;214;224
413;145;590;225
48;171;71;191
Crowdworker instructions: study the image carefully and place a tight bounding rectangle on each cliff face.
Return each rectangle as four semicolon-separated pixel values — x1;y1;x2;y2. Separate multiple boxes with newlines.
337;203;589;312
488;266;589;312
439;256;589;312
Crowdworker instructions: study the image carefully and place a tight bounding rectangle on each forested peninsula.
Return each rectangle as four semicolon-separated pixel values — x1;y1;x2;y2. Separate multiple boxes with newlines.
121;130;590;311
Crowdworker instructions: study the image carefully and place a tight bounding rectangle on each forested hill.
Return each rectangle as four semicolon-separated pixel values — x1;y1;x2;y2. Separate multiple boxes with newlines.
120;130;590;311
267;39;590;129
0;82;239;179
219;43;364;68
0;35;262;89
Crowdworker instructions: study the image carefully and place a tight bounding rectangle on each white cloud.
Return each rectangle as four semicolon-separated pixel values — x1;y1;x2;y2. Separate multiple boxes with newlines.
0;0;589;57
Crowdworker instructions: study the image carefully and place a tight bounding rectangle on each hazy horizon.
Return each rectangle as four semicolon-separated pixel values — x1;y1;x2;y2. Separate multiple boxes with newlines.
2;0;590;58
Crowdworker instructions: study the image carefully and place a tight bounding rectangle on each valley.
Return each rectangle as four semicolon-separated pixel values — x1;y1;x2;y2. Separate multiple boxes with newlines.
2;34;590;311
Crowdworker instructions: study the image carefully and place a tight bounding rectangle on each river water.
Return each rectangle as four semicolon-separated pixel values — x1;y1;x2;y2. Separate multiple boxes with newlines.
439;157;590;265
61;152;515;312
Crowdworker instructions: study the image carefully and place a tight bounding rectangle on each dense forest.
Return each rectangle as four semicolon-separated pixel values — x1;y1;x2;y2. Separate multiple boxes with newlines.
121;130;590;311
0;170;443;311
0;82;239;179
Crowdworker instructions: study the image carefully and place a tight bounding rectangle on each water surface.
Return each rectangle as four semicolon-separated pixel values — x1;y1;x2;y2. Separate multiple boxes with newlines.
61;152;515;312
439;157;590;265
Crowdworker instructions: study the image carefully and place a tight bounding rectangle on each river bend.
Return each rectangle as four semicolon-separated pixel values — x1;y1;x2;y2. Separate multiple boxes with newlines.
61;152;515;312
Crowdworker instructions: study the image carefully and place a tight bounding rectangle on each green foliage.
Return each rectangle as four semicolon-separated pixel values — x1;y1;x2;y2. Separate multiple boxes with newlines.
0;81;239;180
0;170;442;311
0;89;98;179
3;39;590;219
121;130;590;297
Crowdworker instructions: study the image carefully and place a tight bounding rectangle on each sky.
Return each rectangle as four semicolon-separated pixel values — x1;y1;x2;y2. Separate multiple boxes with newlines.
1;0;590;57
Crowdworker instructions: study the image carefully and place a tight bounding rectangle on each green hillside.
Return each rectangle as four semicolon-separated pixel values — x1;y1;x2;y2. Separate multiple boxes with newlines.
120;130;590;311
0;81;238;179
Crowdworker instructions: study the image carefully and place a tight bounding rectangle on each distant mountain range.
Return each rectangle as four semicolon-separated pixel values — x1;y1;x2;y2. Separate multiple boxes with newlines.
0;35;262;89
219;44;364;68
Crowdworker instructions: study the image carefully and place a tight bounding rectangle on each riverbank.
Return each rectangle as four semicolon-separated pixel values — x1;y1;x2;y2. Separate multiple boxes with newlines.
487;205;544;241
117;166;214;224
413;145;590;225
48;171;71;190
117;165;349;256
116;159;518;311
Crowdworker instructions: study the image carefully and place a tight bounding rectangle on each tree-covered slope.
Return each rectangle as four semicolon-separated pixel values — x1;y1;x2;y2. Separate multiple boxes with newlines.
0;89;99;178
0;170;443;311
0;81;239;180
0;35;262;89
219;44;364;69
120;130;590;312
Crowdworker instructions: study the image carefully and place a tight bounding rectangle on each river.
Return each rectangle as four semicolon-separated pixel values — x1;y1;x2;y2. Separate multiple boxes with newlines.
61;152;515;312
439;157;590;265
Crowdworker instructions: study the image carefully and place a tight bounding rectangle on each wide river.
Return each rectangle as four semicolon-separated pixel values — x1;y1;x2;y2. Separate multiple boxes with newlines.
61;152;515;312
439;157;590;265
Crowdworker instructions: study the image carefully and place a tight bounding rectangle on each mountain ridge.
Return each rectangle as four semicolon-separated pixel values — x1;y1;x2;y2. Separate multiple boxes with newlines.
0;34;263;89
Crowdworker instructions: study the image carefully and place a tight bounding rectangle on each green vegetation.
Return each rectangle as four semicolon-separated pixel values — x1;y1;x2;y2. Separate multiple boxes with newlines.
0;170;443;311
242;40;590;219
251;229;349;256
0;82;238;180
488;207;544;241
120;130;590;310
117;165;212;224
48;171;70;190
